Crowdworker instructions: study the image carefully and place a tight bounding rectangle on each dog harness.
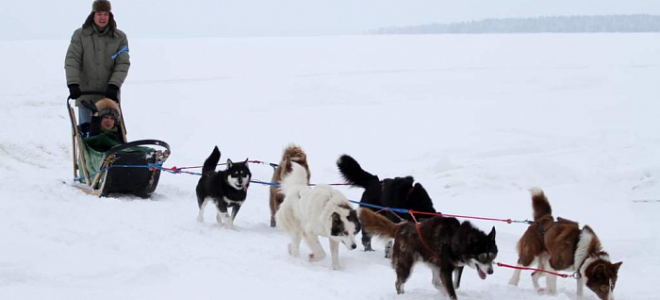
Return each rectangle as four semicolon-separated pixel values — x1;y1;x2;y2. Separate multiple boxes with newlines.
573;244;606;279
410;213;440;263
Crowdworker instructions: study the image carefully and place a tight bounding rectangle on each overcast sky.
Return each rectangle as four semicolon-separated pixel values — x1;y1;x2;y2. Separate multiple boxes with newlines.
2;0;660;40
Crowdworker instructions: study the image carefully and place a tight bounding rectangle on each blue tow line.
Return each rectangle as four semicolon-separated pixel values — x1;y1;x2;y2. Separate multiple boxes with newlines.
73;163;405;212
348;201;410;214
72;164;530;224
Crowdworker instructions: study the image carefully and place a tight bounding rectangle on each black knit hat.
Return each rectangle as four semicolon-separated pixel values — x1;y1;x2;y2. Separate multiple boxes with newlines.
92;0;111;12
98;107;120;123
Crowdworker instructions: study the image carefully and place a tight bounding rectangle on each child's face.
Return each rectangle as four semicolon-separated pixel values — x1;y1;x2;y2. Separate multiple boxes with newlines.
101;115;115;130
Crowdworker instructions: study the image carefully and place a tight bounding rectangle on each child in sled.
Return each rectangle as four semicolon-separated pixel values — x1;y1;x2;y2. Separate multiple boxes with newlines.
82;98;123;152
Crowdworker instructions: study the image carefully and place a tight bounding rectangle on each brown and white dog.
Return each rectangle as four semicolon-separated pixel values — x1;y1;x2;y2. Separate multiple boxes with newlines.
509;188;622;300
269;144;310;227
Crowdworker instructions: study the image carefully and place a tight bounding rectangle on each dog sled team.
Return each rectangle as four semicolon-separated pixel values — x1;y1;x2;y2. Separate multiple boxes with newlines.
63;3;620;298
194;144;621;300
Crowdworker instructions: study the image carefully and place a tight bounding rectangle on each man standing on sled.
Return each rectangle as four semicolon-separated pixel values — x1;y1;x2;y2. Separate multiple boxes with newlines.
65;0;130;137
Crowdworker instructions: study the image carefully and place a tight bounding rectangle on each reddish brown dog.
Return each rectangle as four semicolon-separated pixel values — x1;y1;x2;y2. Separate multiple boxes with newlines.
269;144;310;227
509;188;622;300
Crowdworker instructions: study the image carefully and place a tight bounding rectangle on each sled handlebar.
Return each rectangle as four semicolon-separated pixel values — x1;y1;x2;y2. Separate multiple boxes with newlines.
101;139;171;161
67;91;112;102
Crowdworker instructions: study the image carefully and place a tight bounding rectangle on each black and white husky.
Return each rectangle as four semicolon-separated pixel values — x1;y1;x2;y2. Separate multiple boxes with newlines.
275;162;361;270
196;146;251;229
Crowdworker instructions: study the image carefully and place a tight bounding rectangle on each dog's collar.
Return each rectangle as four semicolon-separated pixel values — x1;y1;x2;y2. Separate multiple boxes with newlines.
572;228;609;279
574;251;609;279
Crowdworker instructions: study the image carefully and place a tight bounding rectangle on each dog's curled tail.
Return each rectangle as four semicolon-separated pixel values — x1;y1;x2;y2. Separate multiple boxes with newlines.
202;146;221;175
337;154;379;189
282;144;307;162
279;162;309;194
530;187;552;222
359;208;398;239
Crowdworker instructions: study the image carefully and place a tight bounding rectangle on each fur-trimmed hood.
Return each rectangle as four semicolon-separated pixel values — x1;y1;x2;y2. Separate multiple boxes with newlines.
95;98;121;123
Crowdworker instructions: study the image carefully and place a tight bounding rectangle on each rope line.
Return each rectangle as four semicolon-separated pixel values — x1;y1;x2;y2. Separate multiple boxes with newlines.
495;262;574;279
348;200;531;225
72;161;533;225
166;160;278;172
409;210;532;224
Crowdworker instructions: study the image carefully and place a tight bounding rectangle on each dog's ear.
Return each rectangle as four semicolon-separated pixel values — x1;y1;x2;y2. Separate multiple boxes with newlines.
592;264;606;280
488;226;496;241
244;158;249;164
227;158;233;168
612;261;623;273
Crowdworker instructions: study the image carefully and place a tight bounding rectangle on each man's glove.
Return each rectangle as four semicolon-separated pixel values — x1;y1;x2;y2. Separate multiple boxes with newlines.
68;84;82;99
105;84;119;101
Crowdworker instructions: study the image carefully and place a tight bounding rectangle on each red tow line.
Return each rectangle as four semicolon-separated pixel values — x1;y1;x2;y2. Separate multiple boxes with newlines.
496;262;573;278
411;210;518;224
406;211;562;279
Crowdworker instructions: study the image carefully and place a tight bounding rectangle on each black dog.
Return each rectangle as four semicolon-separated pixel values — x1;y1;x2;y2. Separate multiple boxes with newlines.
196;146;251;229
360;209;498;300
337;154;437;252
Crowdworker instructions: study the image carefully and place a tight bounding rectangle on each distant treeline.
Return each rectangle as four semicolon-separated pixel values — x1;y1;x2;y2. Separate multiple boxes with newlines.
373;15;660;34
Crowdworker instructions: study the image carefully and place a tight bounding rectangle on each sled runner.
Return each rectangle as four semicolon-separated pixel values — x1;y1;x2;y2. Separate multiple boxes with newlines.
67;93;170;198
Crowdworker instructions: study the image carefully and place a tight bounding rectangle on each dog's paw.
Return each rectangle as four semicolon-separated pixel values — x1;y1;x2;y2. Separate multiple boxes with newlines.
332;263;343;270
536;288;545;295
196;216;204;223
432;279;443;291
508;278;520;286
222;216;235;230
288;244;300;257
396;281;405;294
309;252;325;262
384;241;393;257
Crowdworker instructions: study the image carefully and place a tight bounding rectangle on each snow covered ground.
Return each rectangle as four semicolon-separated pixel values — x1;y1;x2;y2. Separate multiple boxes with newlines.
1;33;659;299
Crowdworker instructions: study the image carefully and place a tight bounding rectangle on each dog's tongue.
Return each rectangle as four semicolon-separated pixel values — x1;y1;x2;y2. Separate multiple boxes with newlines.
478;268;486;280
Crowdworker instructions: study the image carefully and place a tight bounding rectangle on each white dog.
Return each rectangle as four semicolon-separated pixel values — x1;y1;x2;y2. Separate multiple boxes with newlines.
275;162;361;270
